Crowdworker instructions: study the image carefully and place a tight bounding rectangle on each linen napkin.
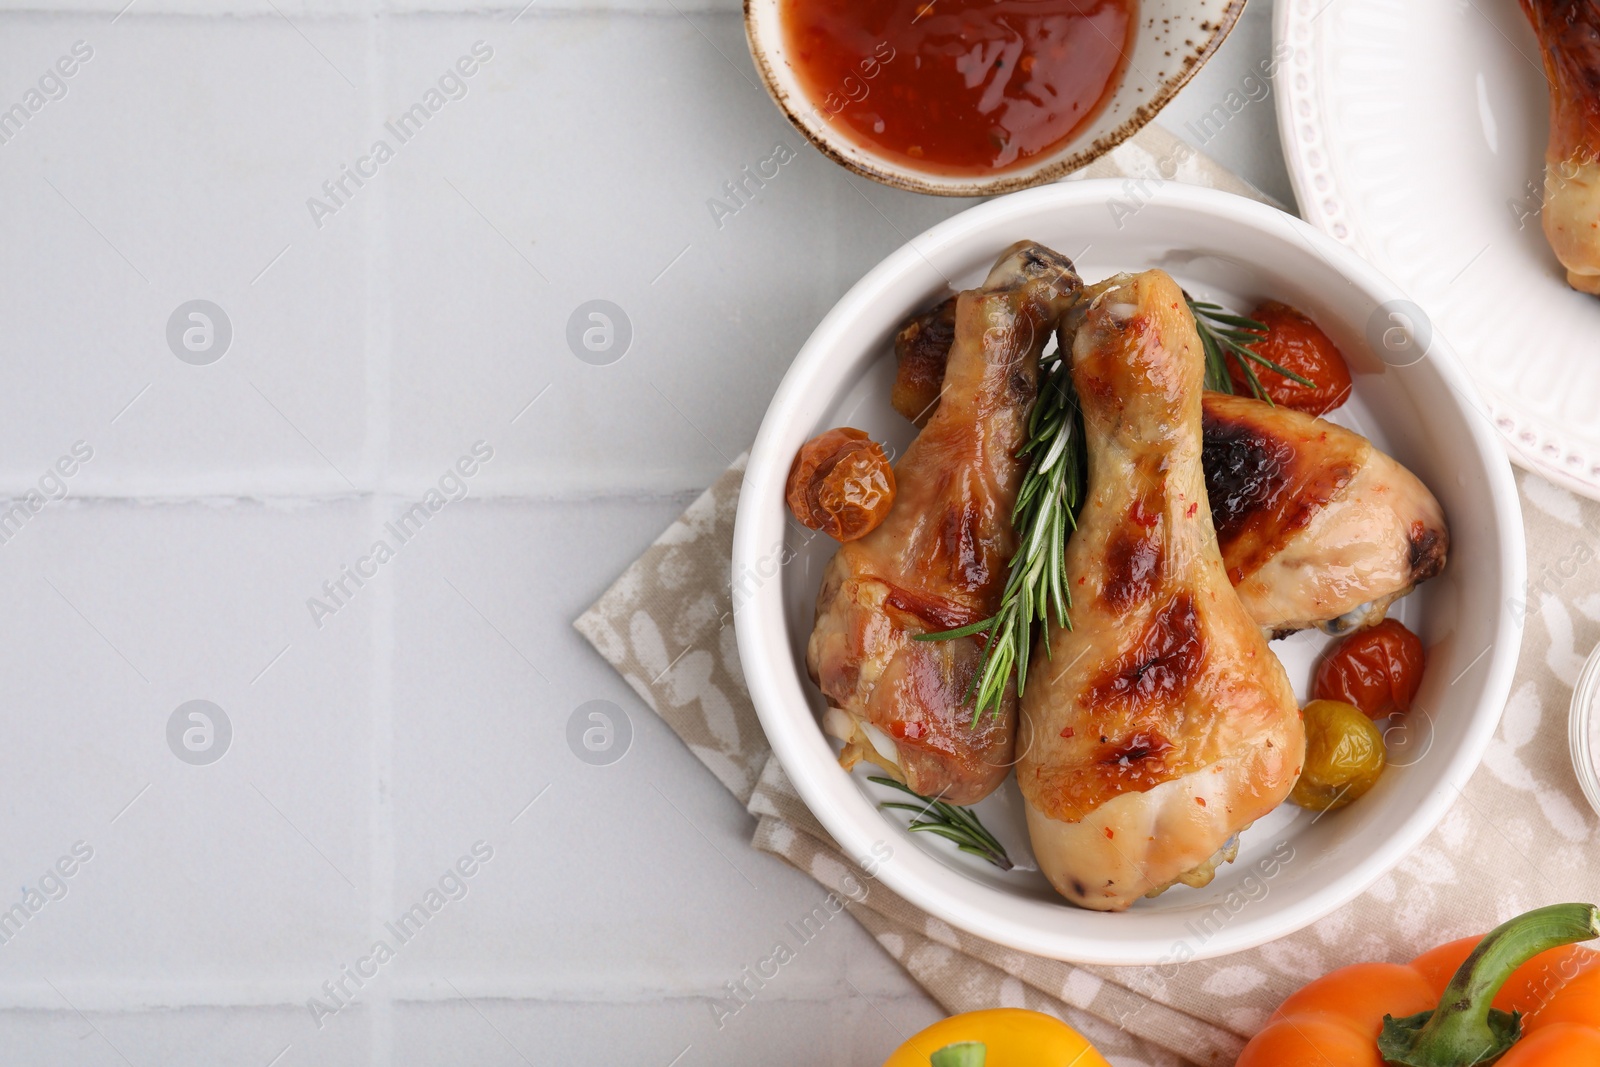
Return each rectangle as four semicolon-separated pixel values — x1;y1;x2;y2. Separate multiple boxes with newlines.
575;127;1600;1064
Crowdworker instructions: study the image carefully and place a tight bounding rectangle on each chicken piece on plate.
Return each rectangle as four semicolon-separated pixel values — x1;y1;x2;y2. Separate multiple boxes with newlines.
1203;393;1447;638
1018;270;1305;911
891;295;956;428
1521;0;1600;294
891;306;1449;638
808;241;1081;805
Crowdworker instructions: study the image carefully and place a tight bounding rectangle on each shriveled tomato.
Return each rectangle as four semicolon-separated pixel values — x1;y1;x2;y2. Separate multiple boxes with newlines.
1228;300;1353;414
1291;699;1385;812
786;428;896;542
1313;618;1426;720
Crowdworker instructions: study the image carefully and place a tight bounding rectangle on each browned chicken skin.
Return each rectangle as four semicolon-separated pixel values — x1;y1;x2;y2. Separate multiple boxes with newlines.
1203;393;1447;636
893;304;1449;638
808;242;1082;805
1018;272;1305;911
891;296;957;428
1521;0;1600;293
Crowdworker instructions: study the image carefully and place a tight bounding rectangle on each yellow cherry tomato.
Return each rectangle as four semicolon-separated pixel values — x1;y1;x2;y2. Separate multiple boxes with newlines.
882;1008;1113;1067
1290;699;1386;812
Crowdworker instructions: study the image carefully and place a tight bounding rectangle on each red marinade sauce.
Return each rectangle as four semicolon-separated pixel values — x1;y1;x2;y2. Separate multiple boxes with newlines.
781;0;1135;176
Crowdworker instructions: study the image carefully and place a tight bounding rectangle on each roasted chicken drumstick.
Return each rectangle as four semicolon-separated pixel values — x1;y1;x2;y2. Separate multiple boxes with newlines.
1018;271;1305;911
893;306;1449;638
808;242;1082;805
1521;0;1600;294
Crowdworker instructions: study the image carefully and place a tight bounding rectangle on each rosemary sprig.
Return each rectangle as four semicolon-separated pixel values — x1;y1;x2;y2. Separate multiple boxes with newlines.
912;346;1086;725
1188;297;1314;400
869;776;1013;871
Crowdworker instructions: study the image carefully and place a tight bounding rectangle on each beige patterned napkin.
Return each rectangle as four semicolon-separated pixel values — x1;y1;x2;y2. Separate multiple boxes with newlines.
575;129;1600;1064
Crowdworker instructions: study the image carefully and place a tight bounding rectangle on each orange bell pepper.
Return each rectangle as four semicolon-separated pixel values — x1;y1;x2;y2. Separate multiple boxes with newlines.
882;1008;1113;1067
1237;903;1600;1066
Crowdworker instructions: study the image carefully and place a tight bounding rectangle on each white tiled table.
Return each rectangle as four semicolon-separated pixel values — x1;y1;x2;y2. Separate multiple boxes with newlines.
0;2;1291;1064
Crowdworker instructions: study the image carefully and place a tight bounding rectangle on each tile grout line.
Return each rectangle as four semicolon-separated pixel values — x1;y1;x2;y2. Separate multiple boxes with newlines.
365;5;396;1066
0;981;933;1010
369;487;398;1067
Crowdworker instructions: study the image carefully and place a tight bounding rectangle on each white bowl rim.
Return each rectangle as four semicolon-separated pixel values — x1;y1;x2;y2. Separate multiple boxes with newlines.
731;180;1526;964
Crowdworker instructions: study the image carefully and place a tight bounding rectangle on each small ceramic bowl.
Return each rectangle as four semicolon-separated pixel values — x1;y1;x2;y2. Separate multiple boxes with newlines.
732;182;1526;964
744;0;1246;196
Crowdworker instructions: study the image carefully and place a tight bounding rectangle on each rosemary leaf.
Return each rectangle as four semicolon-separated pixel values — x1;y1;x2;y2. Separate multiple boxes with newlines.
869;776;1014;871
916;616;998;642
1187;296;1315;397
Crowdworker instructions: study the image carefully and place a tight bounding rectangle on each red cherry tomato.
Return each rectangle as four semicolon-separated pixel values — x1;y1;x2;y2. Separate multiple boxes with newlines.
1228;300;1354;415
1312;618;1426;720
786;427;896;542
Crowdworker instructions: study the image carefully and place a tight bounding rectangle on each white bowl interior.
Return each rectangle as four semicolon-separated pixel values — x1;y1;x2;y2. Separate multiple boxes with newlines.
745;0;1245;193
733;182;1524;964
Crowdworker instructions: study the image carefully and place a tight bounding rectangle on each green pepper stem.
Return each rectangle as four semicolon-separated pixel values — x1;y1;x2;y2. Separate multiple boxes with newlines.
929;1041;986;1067
1379;903;1600;1066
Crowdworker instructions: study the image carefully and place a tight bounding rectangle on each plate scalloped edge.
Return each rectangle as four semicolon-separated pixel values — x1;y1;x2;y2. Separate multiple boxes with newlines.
1273;0;1600;500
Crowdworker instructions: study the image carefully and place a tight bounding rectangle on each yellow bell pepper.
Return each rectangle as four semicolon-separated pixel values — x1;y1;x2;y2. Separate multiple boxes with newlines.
883;1008;1113;1067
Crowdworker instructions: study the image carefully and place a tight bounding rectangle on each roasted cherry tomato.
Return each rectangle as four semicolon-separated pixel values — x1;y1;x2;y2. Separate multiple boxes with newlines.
786;427;896;542
1313;618;1426;720
1291;699;1386;812
1229;300;1354;414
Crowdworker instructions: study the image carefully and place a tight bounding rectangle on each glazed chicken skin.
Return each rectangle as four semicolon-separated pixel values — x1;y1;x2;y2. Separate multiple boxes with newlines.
1203;393;1447;637
891;295;957;428
892;304;1450;639
1018;271;1305;912
808;242;1082;805
1521;0;1600;294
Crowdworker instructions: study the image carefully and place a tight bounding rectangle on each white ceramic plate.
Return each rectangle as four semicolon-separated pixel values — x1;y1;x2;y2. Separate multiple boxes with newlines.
732;182;1525;964
1276;0;1600;498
